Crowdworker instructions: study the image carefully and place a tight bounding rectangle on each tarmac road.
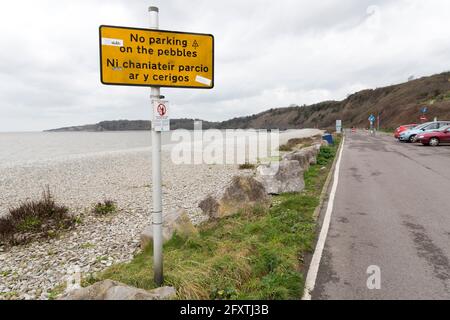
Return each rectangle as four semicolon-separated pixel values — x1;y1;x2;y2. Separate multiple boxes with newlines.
312;130;450;300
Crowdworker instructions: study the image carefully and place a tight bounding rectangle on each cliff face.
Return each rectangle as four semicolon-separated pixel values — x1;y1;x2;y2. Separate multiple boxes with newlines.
217;72;450;130
46;72;450;132
334;72;450;129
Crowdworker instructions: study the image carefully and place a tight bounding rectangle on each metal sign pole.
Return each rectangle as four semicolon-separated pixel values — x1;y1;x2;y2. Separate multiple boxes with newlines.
149;5;163;286
377;112;380;131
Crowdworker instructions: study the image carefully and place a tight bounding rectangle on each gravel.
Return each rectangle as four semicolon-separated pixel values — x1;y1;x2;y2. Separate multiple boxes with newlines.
0;148;246;300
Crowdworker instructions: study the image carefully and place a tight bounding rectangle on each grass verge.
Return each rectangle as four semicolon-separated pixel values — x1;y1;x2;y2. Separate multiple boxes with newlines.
87;136;341;300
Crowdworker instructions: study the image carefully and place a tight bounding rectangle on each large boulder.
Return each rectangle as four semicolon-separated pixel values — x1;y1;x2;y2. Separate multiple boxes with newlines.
283;151;310;171
284;145;320;168
141;209;197;249
59;280;176;300
165;209;198;237
198;176;270;219
140;225;173;249
256;160;305;195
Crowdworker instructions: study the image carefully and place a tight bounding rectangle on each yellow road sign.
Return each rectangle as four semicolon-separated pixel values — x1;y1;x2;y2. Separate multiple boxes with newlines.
99;25;214;88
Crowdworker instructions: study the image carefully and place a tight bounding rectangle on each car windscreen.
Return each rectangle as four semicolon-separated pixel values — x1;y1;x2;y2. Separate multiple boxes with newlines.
414;123;430;130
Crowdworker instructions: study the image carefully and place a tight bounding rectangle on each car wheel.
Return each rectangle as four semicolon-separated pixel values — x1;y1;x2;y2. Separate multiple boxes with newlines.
409;135;416;143
429;137;440;146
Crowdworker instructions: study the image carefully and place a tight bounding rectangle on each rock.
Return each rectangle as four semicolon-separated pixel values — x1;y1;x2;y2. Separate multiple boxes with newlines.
140;209;197;249
59;279;176;300
23;294;33;300
148;286;177;299
305;146;320;164
283;151;310;171
284;145;319;167
198;196;219;218
165;209;198;238
140;225;173;249
256;160;305;195
198;176;270;219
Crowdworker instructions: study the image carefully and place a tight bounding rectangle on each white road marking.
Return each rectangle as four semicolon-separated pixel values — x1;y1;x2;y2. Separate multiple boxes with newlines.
302;135;345;300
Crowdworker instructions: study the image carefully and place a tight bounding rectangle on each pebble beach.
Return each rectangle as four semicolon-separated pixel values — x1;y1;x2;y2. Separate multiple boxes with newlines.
0;129;322;299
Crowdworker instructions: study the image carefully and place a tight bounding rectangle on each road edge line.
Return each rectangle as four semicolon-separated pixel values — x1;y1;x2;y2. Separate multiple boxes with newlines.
302;134;345;300
312;136;342;221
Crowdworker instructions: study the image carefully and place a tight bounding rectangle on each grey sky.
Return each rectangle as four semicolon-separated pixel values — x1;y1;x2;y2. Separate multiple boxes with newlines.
1;0;449;131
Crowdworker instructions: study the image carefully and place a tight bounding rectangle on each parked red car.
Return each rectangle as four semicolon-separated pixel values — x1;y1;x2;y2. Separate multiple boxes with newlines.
394;124;417;139
417;125;450;146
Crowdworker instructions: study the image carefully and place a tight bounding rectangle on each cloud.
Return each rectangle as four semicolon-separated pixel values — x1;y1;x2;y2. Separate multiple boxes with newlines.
0;0;449;131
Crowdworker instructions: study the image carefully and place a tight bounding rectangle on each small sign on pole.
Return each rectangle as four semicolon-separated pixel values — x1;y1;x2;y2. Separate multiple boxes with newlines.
420;107;429;123
336;120;342;133
368;114;376;136
152;100;170;131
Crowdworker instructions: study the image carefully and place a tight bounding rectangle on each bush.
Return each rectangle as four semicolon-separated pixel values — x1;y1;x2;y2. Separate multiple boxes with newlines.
316;145;336;166
0;186;73;246
239;162;256;170
93;200;117;215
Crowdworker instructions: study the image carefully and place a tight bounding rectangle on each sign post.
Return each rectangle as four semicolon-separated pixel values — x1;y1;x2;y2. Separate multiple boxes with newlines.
99;6;213;286
149;6;163;286
420;106;428;123
368;114;376;136
336;120;342;134
377;112;381;131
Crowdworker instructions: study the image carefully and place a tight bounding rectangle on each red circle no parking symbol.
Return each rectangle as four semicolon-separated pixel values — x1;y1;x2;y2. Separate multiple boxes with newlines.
157;104;167;116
